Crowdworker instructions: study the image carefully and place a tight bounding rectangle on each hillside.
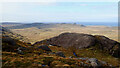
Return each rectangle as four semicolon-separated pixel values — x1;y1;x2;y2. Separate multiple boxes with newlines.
0;26;30;43
2;32;120;67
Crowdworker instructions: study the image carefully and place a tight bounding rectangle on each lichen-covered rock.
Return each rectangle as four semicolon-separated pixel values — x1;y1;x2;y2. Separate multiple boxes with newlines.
87;58;100;67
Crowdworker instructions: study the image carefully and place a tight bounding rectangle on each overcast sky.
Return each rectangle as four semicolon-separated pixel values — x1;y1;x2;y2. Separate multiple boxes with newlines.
1;1;118;23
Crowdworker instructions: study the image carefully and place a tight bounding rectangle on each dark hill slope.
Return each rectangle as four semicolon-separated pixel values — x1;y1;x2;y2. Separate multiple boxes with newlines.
33;33;120;58
0;26;30;43
2;36;31;52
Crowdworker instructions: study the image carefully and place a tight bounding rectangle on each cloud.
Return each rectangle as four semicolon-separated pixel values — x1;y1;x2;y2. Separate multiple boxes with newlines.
0;2;117;22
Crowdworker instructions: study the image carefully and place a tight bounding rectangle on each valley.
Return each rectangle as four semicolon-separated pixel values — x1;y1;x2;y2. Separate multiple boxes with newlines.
2;23;118;44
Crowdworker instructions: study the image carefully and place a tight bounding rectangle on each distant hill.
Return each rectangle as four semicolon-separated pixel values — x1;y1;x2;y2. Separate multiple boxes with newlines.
1;22;23;27
2;23;57;29
2;23;85;29
2;22;22;25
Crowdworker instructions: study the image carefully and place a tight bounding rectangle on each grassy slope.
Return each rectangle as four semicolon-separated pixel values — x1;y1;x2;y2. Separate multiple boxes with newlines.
2;45;120;67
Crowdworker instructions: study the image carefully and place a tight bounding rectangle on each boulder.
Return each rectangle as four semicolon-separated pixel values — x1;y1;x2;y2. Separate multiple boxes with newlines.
38;45;51;51
16;47;27;55
87;58;100;67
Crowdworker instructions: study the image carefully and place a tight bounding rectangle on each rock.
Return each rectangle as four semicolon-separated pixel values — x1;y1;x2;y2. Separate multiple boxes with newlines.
17;50;24;55
69;56;73;58
87;58;100;67
48;44;53;46
38;45;51;51
78;57;89;60
88;58;98;62
17;47;24;55
56;51;65;58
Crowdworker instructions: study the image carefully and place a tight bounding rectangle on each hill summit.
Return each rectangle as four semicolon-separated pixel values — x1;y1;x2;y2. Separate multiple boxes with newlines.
34;33;120;58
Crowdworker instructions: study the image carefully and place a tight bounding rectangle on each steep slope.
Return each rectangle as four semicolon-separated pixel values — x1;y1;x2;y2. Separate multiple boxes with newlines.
33;33;120;58
2;36;31;52
0;26;30;43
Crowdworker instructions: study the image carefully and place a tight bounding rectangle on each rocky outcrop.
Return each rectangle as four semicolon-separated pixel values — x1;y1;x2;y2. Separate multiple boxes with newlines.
86;58;100;67
34;33;96;48
33;33;120;58
77;58;111;67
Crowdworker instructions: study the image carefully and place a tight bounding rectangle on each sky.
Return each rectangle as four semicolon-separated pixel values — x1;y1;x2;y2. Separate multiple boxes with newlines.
0;1;118;23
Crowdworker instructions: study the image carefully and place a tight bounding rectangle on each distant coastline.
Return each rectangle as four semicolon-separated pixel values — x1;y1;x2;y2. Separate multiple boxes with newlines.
75;22;118;26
